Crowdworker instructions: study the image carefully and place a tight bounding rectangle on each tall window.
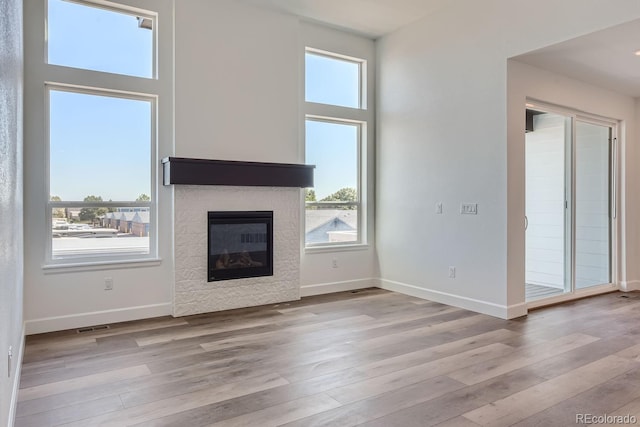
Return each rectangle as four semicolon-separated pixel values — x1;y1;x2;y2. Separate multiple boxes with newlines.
304;49;367;247
43;0;160;264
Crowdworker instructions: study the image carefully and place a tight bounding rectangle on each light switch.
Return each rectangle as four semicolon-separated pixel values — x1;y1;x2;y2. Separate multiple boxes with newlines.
460;203;478;215
436;202;443;214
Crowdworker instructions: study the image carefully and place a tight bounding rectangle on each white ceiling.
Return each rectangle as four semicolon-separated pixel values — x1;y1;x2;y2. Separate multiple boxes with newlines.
241;2;640;97
239;0;449;39
513;18;640;98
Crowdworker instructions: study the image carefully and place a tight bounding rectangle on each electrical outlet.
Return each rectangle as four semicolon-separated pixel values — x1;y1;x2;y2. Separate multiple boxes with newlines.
448;266;456;279
8;346;12;378
332;259;338;268
104;277;113;291
436;202;443;214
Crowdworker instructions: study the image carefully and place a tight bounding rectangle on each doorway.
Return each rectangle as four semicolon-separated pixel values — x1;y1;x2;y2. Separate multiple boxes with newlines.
525;103;616;304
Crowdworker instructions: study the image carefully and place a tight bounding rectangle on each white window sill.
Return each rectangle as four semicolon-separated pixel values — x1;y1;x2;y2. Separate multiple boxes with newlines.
304;243;370;254
42;258;162;274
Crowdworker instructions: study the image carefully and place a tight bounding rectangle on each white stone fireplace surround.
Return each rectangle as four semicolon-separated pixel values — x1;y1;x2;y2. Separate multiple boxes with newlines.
173;185;301;316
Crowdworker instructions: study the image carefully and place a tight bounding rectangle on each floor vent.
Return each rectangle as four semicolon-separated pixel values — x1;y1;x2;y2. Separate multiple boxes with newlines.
77;325;110;333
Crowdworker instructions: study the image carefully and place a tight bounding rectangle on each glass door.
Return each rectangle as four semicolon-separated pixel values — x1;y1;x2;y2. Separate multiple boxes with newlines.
525;110;571;300
525;104;615;303
574;120;612;290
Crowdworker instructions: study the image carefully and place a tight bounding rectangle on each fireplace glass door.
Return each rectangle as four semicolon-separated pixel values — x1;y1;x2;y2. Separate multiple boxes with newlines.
208;211;273;282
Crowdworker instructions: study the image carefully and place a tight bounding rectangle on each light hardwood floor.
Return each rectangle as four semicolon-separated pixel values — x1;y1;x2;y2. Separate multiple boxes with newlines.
15;289;640;426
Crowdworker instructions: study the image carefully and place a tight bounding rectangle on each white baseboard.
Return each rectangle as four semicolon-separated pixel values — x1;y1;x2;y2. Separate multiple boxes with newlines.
24;303;172;335
620;281;640;292
8;324;25;427
300;278;377;297
506;302;528;319
378;279;527;319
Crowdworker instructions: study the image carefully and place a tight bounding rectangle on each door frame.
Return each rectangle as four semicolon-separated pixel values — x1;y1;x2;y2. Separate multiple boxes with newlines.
525;100;619;308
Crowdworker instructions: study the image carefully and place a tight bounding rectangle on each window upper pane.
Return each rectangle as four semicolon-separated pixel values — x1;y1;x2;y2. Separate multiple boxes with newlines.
49;89;152;202
305;52;360;108
47;0;154;78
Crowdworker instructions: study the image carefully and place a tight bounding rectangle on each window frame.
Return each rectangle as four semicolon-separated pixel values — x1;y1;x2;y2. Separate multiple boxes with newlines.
45;84;158;265
305;116;364;247
28;0;169;269
305;48;365;110
304;47;369;250
45;0;158;79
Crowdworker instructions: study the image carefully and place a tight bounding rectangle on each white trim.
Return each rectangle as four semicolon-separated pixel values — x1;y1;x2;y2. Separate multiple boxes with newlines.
526;99;619;127
378;279;527;319
45;84;158;267
304;48;366;110
619;280;640;292
527;283;617;310
24;303;171;335
304;243;370;254
304;116;364;248
8;324;25;427
507;302;528;319
300;278;376;297
525;99;619;302
303;39;373;252
46;0;158;79
42;258;161;273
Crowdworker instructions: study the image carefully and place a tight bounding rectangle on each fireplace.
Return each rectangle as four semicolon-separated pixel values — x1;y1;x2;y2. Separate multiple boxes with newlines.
208;211;273;282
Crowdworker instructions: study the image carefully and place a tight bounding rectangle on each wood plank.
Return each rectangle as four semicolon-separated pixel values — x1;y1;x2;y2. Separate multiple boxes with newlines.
605;397;640;425
18;365;151;402
199;314;375;352
136;311;318;347
282;376;465;427
61;373;289;426
279;318;515;384
447;333;600;385
352;329;521;380
512;367;640;426
205;394;341;427
326;343;514;404
359;369;548;427
521;335;639;381
615;342;640;362
462;355;639;427
14;395;123;427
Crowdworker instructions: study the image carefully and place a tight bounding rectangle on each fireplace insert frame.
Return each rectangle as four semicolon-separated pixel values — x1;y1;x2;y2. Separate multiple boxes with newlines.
207;211;273;282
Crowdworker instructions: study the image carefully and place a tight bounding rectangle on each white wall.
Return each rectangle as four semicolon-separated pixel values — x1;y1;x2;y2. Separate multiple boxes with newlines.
377;0;640;318
174;2;378;296
175;0;300;163
629;97;640;291
0;0;24;424
23;0;175;334
22;0;379;335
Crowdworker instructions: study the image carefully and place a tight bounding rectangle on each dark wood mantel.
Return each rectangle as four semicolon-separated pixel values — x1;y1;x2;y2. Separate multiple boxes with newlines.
162;157;314;188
